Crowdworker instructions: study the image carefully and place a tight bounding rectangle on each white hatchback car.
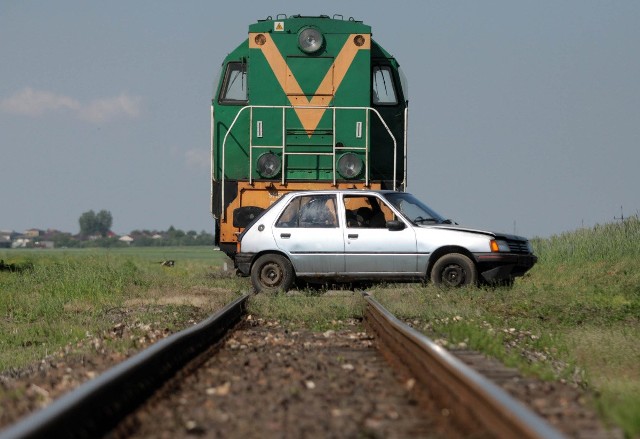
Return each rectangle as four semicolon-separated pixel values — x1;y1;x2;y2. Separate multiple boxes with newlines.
235;190;537;293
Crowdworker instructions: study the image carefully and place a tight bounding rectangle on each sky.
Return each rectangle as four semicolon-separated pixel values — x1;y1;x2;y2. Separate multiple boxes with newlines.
1;1;638;238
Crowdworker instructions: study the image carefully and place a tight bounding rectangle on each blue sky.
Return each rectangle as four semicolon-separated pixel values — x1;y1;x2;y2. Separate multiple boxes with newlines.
1;1;638;238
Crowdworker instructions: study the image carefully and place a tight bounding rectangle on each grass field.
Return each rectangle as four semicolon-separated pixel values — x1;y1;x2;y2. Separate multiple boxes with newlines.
368;217;640;437
2;219;639;436
0;246;243;370
251;218;640;437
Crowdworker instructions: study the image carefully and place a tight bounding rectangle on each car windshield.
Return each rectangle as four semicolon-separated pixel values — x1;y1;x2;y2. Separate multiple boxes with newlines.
383;192;450;225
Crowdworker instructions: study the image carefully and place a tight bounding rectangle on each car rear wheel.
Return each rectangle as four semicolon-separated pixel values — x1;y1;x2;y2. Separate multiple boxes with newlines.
430;253;477;288
250;254;294;294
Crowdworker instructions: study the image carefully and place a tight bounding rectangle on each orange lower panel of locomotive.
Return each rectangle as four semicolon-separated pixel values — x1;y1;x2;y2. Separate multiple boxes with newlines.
219;181;382;249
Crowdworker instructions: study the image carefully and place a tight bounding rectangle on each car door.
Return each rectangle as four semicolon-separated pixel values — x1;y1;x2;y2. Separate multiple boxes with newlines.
342;194;418;275
273;194;345;275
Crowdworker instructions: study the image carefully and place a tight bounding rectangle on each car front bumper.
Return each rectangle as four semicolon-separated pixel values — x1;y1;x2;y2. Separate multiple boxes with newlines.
473;253;538;282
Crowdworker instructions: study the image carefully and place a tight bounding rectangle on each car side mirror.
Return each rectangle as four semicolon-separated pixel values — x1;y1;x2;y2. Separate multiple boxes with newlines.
386;220;405;231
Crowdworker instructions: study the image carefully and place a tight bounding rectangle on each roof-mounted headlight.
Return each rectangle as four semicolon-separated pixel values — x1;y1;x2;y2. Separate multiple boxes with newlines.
298;27;324;54
337;153;363;179
257;152;281;178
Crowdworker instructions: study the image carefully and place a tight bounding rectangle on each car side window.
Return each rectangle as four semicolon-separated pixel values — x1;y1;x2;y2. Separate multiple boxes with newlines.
276;195;338;228
343;195;395;228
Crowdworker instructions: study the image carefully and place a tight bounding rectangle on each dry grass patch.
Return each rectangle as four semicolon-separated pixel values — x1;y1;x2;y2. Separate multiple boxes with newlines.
249;291;365;331
565;325;640;384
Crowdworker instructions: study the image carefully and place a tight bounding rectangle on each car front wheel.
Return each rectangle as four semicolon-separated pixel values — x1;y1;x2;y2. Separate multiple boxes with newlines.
250;254;294;294
430;253;478;288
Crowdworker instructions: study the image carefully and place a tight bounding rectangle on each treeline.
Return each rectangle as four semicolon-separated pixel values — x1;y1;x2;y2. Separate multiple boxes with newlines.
128;227;215;247
49;227;214;248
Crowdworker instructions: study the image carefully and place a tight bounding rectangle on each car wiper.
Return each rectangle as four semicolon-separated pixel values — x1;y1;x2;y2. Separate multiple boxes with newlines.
414;216;438;224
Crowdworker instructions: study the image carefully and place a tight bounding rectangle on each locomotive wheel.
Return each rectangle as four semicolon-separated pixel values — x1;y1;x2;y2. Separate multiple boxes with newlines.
250;254;294;294
430;253;477;288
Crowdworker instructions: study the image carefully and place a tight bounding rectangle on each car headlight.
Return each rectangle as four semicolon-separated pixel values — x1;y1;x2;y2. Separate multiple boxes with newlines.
298;27;324;54
490;239;510;253
257;152;281;178
337;153;363;179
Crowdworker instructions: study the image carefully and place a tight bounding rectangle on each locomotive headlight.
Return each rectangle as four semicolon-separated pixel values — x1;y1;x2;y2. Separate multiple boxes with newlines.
257;152;281;178
337;153;363;179
298;28;324;54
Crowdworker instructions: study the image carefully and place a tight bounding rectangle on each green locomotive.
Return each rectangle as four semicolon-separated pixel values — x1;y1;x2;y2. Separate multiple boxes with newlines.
211;14;408;257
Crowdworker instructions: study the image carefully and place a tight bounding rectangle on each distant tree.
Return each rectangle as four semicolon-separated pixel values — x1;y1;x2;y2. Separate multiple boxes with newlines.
194;230;214;246
166;225;185;240
79;210;113;237
95;210;113;236
131;236;155;247
51;232;79;248
79;211;96;236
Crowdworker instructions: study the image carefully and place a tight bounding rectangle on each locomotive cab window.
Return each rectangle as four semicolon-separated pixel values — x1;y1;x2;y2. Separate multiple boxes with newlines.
372;65;398;105
219;62;248;104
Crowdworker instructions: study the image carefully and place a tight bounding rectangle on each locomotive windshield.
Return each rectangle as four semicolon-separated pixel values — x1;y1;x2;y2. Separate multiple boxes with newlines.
372;65;398;105
219;62;248;104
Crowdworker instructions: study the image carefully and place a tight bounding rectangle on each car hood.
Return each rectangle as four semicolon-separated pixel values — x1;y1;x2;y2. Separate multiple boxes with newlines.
421;224;529;241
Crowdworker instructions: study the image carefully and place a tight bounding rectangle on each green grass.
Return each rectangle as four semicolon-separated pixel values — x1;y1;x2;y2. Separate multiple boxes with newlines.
249;291;365;331
2;220;639;435
222;218;640;435
0;247;244;370
372;217;640;437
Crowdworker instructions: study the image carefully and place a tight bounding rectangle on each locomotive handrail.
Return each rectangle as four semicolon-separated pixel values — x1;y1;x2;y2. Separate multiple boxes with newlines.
218;105;398;221
403;106;409;190
210;104;216;220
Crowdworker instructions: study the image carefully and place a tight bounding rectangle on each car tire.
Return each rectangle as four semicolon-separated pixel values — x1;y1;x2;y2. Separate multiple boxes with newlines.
250;254;294;294
430;253;478;288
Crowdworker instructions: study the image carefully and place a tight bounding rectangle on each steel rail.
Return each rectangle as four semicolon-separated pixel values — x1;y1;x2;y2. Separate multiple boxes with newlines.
362;292;566;439
0;294;250;439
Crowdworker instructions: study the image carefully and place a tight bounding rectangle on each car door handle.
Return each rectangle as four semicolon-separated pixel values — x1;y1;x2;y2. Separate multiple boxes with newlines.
348;234;358;239
280;233;291;239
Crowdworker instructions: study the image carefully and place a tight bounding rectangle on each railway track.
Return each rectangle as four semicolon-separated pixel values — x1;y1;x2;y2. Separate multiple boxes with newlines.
363;293;563;438
0;295;249;439
0;293;572;438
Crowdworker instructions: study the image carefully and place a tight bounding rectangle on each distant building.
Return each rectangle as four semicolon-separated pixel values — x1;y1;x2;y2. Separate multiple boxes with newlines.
12;237;31;248
0;235;11;249
23;229;44;238
119;235;134;244
0;230;15;243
